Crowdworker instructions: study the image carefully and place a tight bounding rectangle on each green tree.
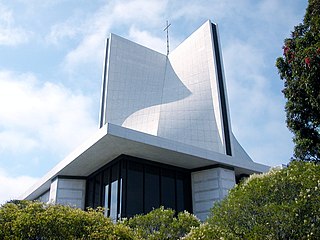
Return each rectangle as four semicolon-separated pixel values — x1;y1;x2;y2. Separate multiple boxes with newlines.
123;206;200;239
276;0;320;162
0;201;134;240
0;201;200;240
184;161;320;239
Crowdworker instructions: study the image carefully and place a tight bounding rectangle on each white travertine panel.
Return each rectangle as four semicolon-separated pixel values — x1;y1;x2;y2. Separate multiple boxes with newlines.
103;20;229;154
49;178;86;209
49;178;58;203
192;167;235;221
159;20;223;153
105;34;168;135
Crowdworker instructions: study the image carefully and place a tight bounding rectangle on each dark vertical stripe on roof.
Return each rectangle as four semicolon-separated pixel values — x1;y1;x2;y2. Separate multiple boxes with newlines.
211;23;232;156
99;38;109;128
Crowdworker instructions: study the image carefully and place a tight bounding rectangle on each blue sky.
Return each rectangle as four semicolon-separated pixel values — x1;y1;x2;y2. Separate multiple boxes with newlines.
0;0;307;204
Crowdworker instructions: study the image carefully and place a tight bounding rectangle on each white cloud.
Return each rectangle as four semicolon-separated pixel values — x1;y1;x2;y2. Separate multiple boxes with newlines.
0;131;38;153
0;3;31;46
60;5;112;72
129;26;167;54
46;19;82;45
170;1;211;21
112;0;167;24
64;32;106;72
56;0;169;72
0;70;96;158
257;0;304;28
223;40;293;165
223;41;268;114
0;168;38;205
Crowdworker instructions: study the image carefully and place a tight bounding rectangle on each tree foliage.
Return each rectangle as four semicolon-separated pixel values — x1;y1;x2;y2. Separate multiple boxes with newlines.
185;161;320;239
0;201;134;240
123;207;200;239
276;0;320;162
0;202;199;240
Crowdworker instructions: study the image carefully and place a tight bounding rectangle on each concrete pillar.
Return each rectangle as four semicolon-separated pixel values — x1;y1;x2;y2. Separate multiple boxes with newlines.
191;167;235;221
49;177;86;209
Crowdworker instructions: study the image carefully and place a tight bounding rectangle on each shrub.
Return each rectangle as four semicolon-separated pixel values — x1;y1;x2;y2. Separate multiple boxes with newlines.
190;161;320;239
0;201;199;239
0;201;134;240
123;206;200;239
183;222;233;240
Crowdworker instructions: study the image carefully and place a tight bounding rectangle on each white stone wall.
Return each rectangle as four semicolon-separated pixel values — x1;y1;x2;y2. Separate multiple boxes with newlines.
102;20;230;154
49;178;86;209
105;34;167;136
160;20;224;153
191;167;235;221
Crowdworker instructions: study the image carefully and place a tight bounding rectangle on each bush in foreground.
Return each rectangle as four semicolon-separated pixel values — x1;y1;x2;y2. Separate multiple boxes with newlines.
123;207;200;239
0;201;134;240
0;201;199;240
185;161;320;239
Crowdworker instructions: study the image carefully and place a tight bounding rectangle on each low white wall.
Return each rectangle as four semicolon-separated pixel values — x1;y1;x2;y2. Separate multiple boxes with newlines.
191;167;235;221
49;177;86;209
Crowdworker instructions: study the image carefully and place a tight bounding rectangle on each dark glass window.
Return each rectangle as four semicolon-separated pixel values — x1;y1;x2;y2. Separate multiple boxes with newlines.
103;169;110;216
94;175;101;208
121;162;127;216
126;161;143;217
161;169;176;209
144;166;160;212
176;173;185;212
119;178;122;217
110;164;119;220
85;155;192;219
86;179;94;208
104;185;109;216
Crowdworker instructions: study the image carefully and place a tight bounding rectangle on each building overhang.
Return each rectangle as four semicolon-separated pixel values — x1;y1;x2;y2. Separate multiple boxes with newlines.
21;123;269;200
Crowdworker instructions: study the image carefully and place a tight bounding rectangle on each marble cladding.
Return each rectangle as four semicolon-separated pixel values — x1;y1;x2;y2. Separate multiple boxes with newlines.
49;178;86;209
191;167;235;221
102;20;229;154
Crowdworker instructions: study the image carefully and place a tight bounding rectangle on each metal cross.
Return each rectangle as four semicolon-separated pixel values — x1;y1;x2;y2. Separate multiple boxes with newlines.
163;20;171;56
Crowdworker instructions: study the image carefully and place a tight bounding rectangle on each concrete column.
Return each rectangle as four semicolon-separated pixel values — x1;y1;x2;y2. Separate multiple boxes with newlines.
191;167;235;221
49;177;86;209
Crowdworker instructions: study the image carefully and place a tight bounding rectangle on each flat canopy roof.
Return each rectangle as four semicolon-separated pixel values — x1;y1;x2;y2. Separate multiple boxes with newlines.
21;123;269;200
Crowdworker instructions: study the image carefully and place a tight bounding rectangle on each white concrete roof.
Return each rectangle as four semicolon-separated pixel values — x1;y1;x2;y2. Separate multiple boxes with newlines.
101;20;232;155
21;123;269;200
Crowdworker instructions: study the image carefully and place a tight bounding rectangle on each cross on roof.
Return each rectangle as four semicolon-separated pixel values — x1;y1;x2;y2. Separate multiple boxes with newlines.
163;20;171;56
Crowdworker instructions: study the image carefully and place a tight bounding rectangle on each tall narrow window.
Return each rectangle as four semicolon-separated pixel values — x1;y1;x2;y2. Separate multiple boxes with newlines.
176;173;185;213
94;175;101;208
118;178;122;217
103;169;110;216
126;161;143;217
161;169;175;209
104;184;109;216
110;164;119;220
86;179;94;208
144;166;160;212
